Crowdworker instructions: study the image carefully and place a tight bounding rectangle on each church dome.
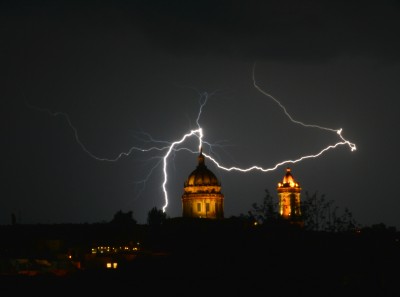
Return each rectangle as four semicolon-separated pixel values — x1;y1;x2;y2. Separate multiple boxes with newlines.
182;149;224;219
184;150;221;187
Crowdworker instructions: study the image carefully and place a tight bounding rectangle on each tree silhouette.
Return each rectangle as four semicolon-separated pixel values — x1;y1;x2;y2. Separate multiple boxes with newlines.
244;189;359;232
110;210;137;225
147;207;167;226
328;206;359;232
301;191;331;231
246;189;279;224
301;191;359;232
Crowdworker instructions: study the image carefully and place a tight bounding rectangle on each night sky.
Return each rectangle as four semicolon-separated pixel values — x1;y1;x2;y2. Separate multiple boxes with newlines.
2;1;400;228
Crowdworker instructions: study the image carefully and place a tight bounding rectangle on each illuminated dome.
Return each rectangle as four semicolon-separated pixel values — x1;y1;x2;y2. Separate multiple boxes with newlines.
184;150;221;188
181;149;224;219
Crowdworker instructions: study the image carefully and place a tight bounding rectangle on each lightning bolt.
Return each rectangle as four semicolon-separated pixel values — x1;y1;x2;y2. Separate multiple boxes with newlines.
251;64;356;152
25;101;172;161
25;97;207;214
26;65;356;216
198;65;357;174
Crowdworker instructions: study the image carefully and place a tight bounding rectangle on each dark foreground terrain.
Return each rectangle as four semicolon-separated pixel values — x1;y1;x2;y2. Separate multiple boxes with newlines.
1;219;399;296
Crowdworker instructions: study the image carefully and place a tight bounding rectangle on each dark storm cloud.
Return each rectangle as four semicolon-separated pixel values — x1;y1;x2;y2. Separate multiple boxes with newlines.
2;0;399;61
114;0;400;60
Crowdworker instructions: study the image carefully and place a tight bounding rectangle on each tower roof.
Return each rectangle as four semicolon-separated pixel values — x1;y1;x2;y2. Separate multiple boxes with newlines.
277;167;301;189
184;149;221;187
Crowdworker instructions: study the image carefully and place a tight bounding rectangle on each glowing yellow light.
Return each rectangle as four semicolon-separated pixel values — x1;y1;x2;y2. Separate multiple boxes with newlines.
106;263;112;269
113;263;118;269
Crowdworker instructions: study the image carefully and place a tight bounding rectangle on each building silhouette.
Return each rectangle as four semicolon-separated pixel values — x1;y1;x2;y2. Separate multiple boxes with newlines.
181;149;224;219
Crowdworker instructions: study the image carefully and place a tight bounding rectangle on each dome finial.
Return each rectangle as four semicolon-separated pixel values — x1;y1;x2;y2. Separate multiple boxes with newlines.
198;147;205;166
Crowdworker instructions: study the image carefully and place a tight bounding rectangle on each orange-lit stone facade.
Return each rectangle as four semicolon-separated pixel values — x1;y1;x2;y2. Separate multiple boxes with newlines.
277;167;301;220
182;151;224;219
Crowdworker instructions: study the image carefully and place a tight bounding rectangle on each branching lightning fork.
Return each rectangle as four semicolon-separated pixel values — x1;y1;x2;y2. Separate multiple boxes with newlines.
27;67;356;214
199;65;357;175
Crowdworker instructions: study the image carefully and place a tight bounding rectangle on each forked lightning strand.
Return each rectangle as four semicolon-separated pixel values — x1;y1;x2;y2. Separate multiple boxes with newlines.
251;65;356;152
28;67;356;214
25;102;174;161
198;66;357;175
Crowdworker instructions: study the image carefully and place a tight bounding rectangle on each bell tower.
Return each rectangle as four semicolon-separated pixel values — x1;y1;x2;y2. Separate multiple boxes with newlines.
277;167;302;223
